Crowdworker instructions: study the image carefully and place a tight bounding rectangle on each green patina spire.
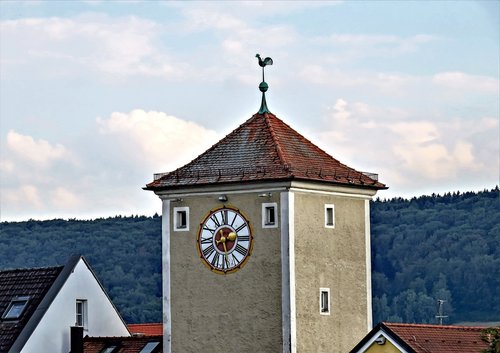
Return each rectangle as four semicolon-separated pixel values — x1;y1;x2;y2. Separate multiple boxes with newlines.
256;54;273;114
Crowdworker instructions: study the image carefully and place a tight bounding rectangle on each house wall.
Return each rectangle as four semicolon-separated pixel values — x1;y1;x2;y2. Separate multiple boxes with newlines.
363;340;401;353
165;190;284;353
293;189;372;353
20;259;129;353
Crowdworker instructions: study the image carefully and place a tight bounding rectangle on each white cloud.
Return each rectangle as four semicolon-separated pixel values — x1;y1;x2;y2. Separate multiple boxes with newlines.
51;187;82;209
6;130;69;167
0;15;185;79
96;109;219;172
316;99;494;194
5;185;42;209
432;72;499;93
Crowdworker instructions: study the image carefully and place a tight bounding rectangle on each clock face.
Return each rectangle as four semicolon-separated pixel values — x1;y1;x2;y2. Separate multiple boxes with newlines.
197;207;253;274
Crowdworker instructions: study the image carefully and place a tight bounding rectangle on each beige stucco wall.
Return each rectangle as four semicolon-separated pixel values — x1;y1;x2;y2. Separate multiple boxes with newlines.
293;190;370;353
168;191;283;353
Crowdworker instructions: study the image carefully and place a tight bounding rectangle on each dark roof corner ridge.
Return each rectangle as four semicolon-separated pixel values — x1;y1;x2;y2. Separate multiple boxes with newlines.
262;113;288;168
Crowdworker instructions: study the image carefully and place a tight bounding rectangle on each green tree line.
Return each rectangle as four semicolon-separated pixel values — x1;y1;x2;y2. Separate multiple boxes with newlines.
0;187;498;324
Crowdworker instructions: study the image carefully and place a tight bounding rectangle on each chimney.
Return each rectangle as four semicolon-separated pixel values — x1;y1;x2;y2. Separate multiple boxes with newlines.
70;326;84;353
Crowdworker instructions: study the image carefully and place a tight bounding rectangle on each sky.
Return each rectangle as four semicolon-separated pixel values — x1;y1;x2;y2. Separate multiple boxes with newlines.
0;1;498;221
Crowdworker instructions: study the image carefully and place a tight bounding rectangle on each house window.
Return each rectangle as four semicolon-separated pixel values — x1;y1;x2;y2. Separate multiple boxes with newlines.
320;288;330;315
173;207;189;231
262;203;278;228
2;296;30;319
76;299;88;329
325;204;335;228
101;346;119;353
139;341;160;353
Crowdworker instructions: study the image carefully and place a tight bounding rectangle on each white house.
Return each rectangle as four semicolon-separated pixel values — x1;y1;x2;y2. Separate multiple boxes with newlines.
0;255;130;353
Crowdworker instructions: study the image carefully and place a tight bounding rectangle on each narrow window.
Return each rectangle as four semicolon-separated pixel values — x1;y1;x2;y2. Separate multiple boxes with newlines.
325;204;335;228
320;288;330;315
262;203;278;228
2;296;30;319
76;299;88;328
173;207;189;231
101;346;119;353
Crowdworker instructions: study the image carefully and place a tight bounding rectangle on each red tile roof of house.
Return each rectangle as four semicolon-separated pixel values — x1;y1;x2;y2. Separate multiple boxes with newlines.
383;322;490;353
351;322;492;353
145;112;386;191
83;335;162;353
127;323;163;336
0;265;63;353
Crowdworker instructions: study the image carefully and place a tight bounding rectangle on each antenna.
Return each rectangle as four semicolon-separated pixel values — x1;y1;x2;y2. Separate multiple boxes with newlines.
436;299;448;325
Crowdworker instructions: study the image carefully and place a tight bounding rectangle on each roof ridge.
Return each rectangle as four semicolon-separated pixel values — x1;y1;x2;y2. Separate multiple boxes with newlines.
0;265;63;274
262;113;288;167
383;322;487;330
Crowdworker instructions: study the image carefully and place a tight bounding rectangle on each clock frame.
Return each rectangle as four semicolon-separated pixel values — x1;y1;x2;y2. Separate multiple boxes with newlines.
197;206;253;274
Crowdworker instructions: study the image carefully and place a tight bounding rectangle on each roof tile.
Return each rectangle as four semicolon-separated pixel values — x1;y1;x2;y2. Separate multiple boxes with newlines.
0;266;62;352
383;322;491;353
146;112;386;191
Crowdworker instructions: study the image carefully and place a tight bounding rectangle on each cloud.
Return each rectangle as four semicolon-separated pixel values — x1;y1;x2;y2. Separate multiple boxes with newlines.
4;185;42;209
6;130;69;167
96;109;219;172
0;15;185;79
432;72;499;93
315;99;494;195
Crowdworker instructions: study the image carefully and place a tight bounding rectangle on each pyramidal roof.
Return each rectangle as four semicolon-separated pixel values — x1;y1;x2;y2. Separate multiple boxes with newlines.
145;112;386;191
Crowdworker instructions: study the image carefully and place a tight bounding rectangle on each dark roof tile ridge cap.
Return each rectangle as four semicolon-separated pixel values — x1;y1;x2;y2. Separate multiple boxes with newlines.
262;112;288;167
147;114;261;186
0;264;64;274
383;322;487;330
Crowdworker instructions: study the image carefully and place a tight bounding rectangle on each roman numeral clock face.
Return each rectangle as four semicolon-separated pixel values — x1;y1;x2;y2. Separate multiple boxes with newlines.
197;207;253;274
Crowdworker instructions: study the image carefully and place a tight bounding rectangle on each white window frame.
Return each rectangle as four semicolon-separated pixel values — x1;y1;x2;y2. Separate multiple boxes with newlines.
173;207;189;231
76;299;88;329
319;288;331;315
324;204;335;229
262;202;278;228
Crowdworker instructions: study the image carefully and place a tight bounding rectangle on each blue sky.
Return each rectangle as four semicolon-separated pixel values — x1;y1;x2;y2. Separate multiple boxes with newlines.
0;1;498;221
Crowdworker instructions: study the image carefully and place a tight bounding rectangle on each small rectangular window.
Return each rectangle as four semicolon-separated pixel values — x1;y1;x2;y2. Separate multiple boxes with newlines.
320;288;330;315
262;203;278;228
2;296;30;319
325;204;335;228
76;299;88;328
173;207;189;231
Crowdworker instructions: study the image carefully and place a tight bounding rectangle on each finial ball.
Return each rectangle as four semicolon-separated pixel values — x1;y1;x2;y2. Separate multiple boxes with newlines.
259;81;269;92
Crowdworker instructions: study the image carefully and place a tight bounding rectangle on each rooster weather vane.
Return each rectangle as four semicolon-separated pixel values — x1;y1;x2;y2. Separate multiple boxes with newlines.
255;54;273;114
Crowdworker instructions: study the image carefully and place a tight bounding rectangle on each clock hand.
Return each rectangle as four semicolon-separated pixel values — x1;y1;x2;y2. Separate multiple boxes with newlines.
216;230;230;268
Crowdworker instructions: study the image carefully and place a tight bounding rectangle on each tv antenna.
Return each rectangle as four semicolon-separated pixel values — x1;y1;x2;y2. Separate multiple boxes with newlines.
436;299;448;325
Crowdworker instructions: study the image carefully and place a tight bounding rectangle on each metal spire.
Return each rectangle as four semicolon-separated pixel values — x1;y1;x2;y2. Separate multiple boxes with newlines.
255;54;273;114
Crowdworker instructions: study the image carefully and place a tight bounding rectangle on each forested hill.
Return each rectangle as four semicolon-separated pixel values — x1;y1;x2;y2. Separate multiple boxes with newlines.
0;187;498;324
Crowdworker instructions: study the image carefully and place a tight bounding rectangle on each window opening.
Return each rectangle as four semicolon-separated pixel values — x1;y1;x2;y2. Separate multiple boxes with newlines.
101;346;118;353
76;299;87;328
262;203;278;228
139;341;160;353
325;204;335;228
174;207;189;231
320;288;330;315
2;296;30;319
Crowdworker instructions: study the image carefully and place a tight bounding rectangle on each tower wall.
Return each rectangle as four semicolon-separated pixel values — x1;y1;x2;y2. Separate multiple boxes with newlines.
292;189;372;353
165;191;284;353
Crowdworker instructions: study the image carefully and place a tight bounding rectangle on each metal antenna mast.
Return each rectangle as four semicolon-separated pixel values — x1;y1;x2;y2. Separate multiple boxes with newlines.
436;299;448;325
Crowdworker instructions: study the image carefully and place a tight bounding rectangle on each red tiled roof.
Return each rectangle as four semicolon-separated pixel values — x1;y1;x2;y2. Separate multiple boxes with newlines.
383;322;490;353
83;335;162;353
146;112;386;191
128;323;163;336
0;266;63;353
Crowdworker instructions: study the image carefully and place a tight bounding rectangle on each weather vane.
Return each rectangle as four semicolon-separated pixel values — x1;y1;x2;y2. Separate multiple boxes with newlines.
255;53;273;114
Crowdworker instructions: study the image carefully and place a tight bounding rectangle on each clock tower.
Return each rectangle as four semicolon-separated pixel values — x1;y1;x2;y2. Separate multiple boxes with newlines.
145;56;387;353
